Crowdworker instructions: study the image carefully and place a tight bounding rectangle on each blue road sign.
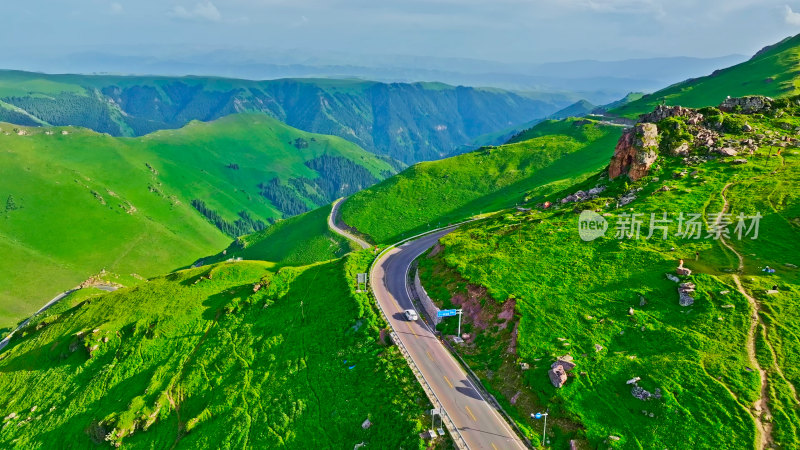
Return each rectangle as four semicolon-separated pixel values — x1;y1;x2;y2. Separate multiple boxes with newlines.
533;413;543;419
437;309;457;318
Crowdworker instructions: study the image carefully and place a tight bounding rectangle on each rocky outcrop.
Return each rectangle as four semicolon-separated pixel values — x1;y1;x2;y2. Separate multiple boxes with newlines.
694;128;719;149
719;96;773;114
609;123;659;181
640;104;703;125
559;186;606;204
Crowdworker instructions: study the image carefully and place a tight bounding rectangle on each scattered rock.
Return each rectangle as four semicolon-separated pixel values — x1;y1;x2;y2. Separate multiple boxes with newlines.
671;142;690;156
678;290;695;307
552;355;576;372
510;391;521;405
720;290;730;295
520;362;530;370
639;296;648;306
785;263;798;269
732;158;748;165
666;274;680;283
594;344;604;352
361;418;372;430
742;123;753;132
627;377;641;385
714;147;738;157
618;192;637;207
631;386;653;401
721;304;735;309
609;435;621;442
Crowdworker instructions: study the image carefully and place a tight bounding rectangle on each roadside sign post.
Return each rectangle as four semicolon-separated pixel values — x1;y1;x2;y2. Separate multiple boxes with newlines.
531;411;549;447
436;309;463;337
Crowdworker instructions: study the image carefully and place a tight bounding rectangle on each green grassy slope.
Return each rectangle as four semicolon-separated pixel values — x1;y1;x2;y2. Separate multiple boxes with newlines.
0;256;431;448
0;70;573;163
209;204;355;268
613;34;800;117
419;103;800;448
0;115;393;331
339;118;624;243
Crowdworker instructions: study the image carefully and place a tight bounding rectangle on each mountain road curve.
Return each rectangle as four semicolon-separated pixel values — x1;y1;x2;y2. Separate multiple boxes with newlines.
328;198;371;250
371;230;526;449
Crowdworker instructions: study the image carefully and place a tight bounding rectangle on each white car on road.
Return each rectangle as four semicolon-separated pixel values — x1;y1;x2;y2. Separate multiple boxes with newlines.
404;309;419;321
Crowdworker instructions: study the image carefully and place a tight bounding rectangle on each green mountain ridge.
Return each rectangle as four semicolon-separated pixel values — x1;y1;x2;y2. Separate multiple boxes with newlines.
338;118;624;243
0;70;575;164
613;33;800;118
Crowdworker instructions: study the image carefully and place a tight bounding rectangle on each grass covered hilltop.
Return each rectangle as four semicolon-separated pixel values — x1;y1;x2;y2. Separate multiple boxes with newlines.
417;96;800;448
0;253;436;448
0;114;394;331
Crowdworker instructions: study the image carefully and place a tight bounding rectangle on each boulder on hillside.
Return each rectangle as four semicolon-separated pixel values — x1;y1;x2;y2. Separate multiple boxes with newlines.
609;123;659;181
678;282;696;307
549;365;568;388
552;354;576;372
714;147;738;157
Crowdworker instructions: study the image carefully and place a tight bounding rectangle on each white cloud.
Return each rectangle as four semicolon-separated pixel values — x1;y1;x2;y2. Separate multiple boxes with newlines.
110;2;123;15
785;5;800;25
170;1;222;22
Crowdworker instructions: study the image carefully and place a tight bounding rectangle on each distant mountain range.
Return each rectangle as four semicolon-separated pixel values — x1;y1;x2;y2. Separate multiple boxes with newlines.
3;47;745;104
0;71;575;164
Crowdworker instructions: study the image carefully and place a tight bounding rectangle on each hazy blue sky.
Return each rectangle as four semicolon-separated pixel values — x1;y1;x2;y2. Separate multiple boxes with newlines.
3;0;800;63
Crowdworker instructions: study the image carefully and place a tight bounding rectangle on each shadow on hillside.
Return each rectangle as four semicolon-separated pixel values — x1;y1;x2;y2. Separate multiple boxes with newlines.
33;358;177;447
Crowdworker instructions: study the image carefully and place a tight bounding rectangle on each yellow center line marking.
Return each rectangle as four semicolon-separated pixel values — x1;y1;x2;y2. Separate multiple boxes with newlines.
465;406;477;422
406;322;417;337
426;351;433;361
491;443;499;450
443;375;454;389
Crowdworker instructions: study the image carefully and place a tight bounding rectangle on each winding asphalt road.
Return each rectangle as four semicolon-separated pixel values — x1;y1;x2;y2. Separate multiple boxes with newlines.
329;198;371;250
327;204;524;449
372;232;525;449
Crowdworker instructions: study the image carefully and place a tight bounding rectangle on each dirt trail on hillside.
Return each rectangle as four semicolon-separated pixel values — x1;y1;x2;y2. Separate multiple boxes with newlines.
717;183;773;449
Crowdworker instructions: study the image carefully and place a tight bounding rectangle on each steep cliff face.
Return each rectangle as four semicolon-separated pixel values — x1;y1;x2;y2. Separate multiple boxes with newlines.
608;122;659;180
0;71;573;164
